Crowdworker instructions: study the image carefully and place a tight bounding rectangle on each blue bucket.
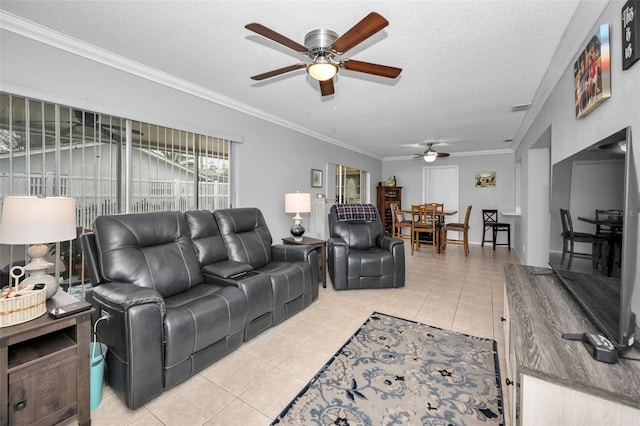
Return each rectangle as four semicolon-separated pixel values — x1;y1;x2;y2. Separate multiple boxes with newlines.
89;342;107;411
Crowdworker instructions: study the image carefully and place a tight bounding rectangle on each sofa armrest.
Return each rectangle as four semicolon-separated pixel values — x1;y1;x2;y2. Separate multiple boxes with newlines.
271;244;316;263
91;282;166;409
378;235;404;252
92;281;165;314
327;237;349;250
327;237;350;290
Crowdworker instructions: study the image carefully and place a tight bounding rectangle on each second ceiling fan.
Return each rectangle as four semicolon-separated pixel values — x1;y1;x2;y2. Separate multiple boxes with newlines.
413;143;450;163
245;12;402;96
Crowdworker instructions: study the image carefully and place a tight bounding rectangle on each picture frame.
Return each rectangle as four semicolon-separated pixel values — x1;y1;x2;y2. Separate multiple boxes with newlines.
574;23;611;119
475;171;496;188
311;169;323;188
622;0;640;70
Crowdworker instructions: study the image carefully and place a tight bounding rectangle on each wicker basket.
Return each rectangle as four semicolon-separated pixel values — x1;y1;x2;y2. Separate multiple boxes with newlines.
0;288;47;327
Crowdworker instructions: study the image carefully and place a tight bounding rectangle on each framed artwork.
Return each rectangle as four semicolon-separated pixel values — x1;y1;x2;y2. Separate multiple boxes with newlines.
311;169;323;188
574;23;611;119
622;0;640;70
475;171;496;188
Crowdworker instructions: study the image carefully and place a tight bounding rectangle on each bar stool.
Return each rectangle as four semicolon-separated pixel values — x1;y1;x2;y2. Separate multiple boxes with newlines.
481;209;511;250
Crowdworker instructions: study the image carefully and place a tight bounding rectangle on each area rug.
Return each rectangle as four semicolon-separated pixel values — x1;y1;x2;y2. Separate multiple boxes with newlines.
272;312;503;425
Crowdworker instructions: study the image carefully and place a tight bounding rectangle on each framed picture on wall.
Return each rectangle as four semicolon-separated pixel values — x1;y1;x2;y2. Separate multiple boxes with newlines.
475;171;496;188
311;169;323;188
574;23;611;119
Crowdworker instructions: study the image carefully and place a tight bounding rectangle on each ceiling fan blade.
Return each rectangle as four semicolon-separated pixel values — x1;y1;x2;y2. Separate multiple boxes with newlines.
341;59;402;78
250;63;307;80
245;23;307;53
319;79;335;96
332;12;389;54
437;152;450;158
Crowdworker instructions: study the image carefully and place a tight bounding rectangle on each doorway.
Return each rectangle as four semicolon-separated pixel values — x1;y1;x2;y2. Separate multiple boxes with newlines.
423;165;460;223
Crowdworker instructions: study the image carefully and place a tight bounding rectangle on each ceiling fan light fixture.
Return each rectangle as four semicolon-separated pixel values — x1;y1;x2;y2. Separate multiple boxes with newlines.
307;57;338;81
424;150;438;163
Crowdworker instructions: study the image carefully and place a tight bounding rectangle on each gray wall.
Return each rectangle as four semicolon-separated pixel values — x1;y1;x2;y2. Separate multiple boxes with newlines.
383;152;516;245
0;29;382;240
515;0;640;322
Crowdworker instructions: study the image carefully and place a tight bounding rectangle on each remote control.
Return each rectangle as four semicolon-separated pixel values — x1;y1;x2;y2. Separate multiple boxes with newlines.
49;301;92;319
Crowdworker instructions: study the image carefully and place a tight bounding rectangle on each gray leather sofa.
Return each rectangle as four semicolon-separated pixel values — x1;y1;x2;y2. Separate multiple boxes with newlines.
81;208;318;409
327;204;405;290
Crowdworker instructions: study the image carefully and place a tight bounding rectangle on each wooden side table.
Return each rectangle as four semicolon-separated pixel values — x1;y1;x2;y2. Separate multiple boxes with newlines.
282;236;327;288
1;290;93;426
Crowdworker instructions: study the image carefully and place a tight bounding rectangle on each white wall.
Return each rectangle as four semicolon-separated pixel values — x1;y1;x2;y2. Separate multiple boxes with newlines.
383;152;516;245
0;30;382;240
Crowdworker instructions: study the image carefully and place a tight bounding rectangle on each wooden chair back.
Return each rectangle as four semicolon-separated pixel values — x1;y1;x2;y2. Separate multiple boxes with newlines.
411;204;438;256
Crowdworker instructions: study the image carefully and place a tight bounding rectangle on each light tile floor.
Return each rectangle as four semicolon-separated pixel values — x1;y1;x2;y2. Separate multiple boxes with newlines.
67;242;520;426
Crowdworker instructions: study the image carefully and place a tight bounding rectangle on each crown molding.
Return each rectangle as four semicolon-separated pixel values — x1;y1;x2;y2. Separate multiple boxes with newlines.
0;12;381;160
383;148;514;162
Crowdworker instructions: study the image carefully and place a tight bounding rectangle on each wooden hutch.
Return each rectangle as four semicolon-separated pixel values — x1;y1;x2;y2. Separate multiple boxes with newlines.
376;186;402;235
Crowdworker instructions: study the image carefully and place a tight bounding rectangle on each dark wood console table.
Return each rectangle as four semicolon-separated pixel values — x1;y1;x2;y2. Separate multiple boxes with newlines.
1;290;93;426
503;263;640;425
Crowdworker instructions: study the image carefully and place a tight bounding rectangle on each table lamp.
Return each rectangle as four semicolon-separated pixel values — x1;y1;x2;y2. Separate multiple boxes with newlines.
0;195;77;299
285;192;311;242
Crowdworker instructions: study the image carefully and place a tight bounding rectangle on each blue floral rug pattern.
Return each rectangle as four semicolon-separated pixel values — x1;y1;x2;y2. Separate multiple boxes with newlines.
272;312;503;425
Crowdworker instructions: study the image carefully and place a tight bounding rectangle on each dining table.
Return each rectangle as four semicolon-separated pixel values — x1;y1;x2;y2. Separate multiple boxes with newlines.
402;207;458;253
577;215;623;276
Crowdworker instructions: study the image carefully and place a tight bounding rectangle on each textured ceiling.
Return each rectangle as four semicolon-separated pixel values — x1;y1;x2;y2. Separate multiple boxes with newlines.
0;0;582;159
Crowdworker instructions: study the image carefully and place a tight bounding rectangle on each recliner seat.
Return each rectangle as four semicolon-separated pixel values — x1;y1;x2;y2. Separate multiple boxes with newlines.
83;211;247;409
327;204;405;290
81;208;319;410
213;208;318;325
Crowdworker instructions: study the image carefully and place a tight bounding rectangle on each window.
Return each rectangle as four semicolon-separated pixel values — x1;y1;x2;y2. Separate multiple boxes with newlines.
335;165;366;204
0;92;232;280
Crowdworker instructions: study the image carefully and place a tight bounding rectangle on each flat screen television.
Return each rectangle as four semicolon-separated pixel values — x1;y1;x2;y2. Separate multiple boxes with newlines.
549;126;638;353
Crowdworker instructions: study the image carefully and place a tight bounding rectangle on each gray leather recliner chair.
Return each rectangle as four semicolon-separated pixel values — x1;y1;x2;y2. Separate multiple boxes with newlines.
327;204;405;290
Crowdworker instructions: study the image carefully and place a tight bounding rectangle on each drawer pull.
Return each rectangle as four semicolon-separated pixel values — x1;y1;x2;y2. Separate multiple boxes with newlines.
14;400;27;411
505;378;514;386
500;316;506;322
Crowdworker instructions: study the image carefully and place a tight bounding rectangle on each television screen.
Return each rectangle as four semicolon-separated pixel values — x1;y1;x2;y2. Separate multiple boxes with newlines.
549;127;637;351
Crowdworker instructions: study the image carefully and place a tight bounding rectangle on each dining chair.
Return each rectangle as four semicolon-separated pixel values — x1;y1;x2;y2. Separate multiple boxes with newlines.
426;203;445;250
390;202;411;240
411;204;438;256
442;205;472;256
559;209;604;270
481;209;511;251
594;208;623;272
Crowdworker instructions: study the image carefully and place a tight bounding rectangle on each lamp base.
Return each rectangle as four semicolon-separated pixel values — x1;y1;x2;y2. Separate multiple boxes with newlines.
290;223;305;243
23;243;59;299
20;270;58;299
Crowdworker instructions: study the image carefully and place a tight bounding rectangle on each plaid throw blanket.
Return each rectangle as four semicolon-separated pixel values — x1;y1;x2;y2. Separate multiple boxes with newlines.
335;204;378;222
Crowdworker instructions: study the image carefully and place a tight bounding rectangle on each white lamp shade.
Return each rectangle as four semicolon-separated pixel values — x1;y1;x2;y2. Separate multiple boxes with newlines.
0;196;77;244
285;193;311;213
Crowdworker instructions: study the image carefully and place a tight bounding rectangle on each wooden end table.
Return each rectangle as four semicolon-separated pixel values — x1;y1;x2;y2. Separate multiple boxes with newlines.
282;236;327;288
1;290;93;426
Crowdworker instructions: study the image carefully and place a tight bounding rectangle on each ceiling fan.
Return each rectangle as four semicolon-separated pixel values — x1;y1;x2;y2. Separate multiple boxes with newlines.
412;143;450;163
245;12;402;96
